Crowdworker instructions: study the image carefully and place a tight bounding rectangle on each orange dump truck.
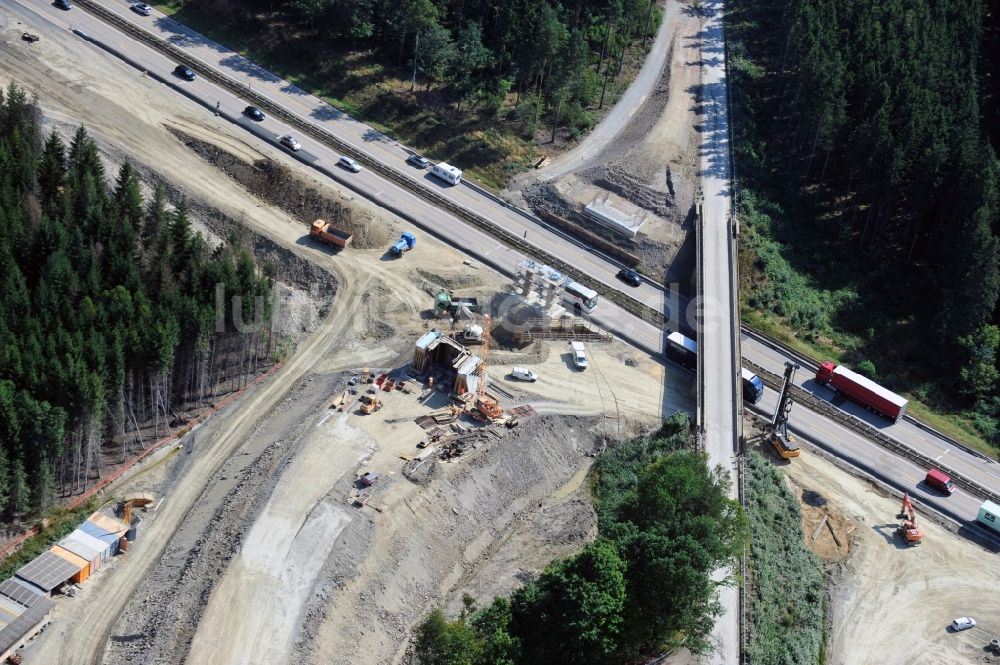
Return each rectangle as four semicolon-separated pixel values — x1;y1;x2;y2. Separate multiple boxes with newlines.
310;219;353;248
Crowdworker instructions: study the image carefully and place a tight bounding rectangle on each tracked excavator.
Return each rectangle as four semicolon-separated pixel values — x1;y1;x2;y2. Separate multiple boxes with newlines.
896;493;924;545
770;362;801;459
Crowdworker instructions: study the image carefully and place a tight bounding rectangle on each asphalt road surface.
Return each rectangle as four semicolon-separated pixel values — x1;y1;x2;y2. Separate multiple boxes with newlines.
693;1;740;662
13;0;997;536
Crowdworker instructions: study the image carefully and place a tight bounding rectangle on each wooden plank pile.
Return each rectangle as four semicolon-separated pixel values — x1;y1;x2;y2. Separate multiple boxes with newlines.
439;427;505;460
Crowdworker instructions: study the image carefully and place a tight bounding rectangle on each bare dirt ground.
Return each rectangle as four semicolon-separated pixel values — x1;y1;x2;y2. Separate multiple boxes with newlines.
506;0;703;283
2;12;685;665
779;450;1000;665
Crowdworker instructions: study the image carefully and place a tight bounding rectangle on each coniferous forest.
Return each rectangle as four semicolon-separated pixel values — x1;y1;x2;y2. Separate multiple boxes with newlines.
729;0;1000;449
0;85;275;519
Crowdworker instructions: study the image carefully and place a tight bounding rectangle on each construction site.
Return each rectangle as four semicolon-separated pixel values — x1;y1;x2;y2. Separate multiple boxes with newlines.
3;3;1000;665
0;15;685;660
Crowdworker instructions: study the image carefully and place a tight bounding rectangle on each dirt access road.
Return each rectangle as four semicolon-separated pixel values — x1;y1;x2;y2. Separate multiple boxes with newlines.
3;10;689;665
780;449;1000;665
535;0;682;181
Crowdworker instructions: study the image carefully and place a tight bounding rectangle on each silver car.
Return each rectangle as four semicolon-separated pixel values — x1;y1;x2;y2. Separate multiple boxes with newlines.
130;2;152;16
338;156;361;172
279;135;301;152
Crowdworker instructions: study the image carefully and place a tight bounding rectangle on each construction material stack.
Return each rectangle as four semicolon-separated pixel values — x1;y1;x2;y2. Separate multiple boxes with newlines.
359;395;382;414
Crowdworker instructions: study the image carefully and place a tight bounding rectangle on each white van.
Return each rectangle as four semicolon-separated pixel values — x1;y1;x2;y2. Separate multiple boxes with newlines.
570;342;588;370
511;367;538;382
430;162;462;185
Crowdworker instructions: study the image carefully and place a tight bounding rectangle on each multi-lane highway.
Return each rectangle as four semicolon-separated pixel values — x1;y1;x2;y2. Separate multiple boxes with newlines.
78;0;677;316
9;3;999;665
13;0;999;519
743;336;1000;492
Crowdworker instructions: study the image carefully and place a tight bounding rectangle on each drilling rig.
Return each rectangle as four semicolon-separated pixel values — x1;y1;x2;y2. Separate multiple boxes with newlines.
770;362;801;458
475;314;503;421
896;493;924;545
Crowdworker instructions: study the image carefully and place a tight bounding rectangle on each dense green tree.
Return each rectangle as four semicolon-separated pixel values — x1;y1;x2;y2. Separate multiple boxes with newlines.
414;417;745;665
611;453;746;655
729;0;1000;443
0;87;276;517
512;539;627;664
415;609;483;665
959;325;1000;401
470;597;520;665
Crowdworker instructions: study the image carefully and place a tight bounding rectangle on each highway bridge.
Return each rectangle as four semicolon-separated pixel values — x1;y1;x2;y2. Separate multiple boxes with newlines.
10;1;999;662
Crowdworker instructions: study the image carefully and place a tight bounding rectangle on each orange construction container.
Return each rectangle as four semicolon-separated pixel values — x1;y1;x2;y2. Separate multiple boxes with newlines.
51;546;90;584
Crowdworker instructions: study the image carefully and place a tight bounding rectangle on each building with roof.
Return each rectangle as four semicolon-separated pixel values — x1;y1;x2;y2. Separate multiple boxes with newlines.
80;513;128;556
14;550;81;595
50;546;89;584
0;579;55;662
59;530;107;573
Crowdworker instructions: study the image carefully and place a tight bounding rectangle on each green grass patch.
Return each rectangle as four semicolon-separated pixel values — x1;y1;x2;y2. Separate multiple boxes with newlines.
746;451;824;665
0;497;102;580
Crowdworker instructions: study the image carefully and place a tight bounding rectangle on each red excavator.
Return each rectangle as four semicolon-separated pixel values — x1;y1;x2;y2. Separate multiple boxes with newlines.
896;493;924;546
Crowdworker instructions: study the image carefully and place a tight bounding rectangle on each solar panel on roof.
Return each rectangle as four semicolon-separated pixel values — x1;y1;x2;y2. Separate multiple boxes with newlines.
0;594;26;623
0;596;54;655
0;579;41;608
15;551;80;592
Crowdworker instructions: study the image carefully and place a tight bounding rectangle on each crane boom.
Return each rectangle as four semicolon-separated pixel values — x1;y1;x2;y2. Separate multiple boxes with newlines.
770;362;801;458
474;315;502;420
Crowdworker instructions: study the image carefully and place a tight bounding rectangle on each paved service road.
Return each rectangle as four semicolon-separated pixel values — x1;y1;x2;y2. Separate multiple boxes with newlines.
536;0;677;181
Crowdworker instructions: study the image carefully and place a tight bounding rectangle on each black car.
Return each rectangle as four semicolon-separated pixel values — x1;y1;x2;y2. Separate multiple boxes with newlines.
406;154;431;169
173;65;196;81
244;106;265;121
616;268;642;287
54;0;72;9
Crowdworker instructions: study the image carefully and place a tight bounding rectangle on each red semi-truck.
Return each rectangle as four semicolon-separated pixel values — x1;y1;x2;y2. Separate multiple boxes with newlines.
815;362;908;422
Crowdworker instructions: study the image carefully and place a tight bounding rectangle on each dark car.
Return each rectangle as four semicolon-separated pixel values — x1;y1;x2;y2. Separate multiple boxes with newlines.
243;106;265;121
54;0;72;9
173;65;196;81
406;154;431;169
617;268;642;287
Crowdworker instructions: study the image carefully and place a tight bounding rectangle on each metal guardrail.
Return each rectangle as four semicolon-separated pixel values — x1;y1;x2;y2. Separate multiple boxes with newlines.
741;328;996;463
71;0;665;330
743;359;1000;505
695;197;705;449
74;0;991;486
